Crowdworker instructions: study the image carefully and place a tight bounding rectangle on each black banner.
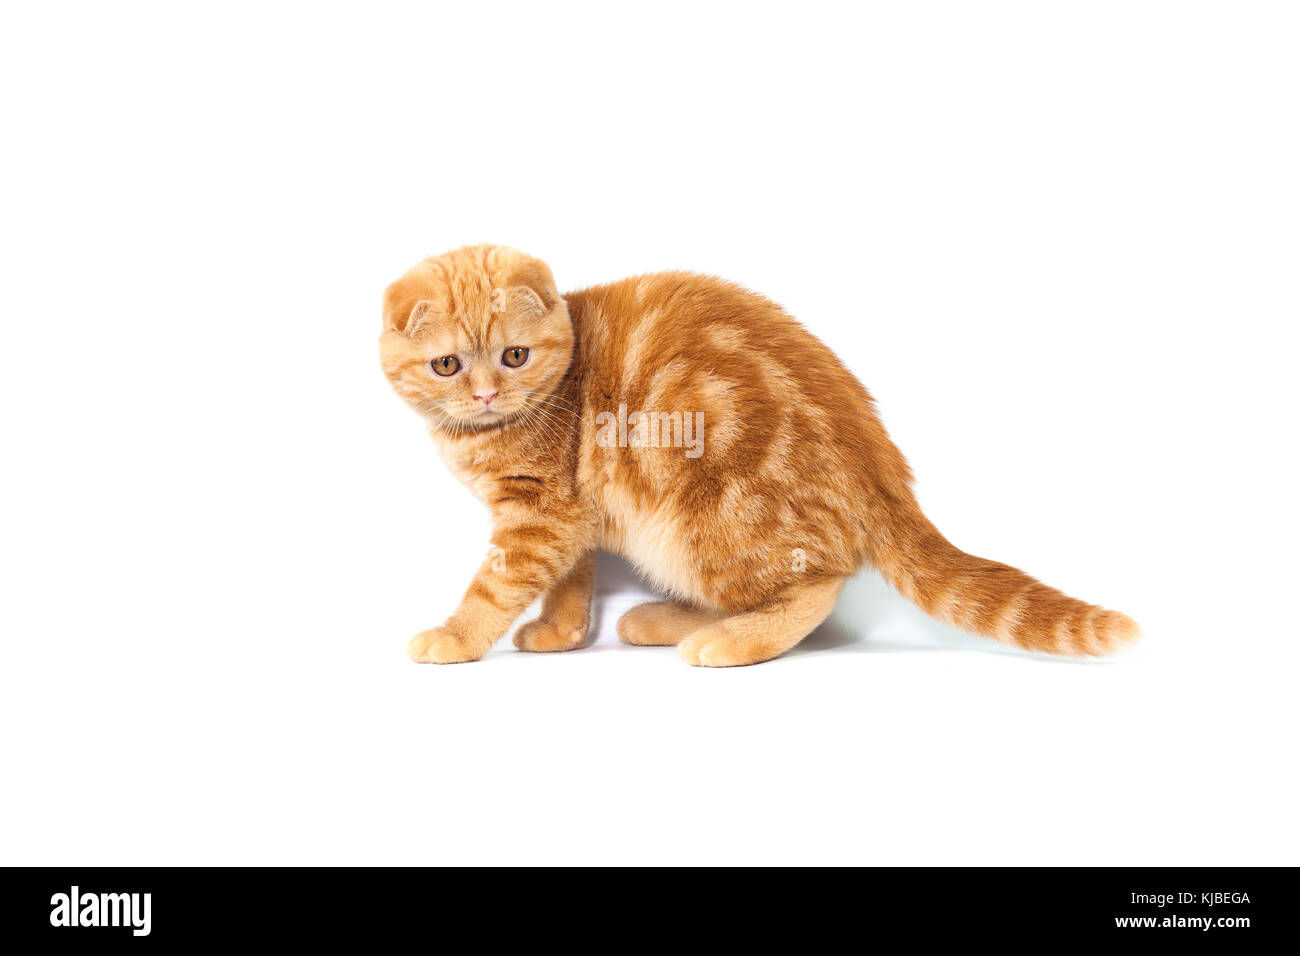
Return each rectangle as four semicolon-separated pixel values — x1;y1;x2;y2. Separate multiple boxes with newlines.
4;867;1293;945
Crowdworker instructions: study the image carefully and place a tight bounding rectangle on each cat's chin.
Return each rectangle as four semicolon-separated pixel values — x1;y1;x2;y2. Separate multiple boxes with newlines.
433;407;513;433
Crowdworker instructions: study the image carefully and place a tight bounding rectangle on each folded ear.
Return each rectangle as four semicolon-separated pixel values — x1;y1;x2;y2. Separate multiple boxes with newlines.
503;256;562;315
382;279;437;336
499;285;547;318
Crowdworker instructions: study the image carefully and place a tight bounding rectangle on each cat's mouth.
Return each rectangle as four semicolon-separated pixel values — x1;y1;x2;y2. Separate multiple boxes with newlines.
447;403;512;431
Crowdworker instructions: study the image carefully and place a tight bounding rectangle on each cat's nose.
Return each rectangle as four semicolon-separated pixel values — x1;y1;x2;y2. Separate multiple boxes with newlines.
474;389;498;406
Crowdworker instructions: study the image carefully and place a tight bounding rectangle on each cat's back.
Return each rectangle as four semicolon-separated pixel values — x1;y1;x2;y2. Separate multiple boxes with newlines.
568;271;834;368
568;272;826;478
565;271;869;414
565;271;903;608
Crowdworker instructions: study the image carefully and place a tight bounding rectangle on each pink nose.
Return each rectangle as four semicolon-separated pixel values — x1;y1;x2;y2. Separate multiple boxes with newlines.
474;390;498;406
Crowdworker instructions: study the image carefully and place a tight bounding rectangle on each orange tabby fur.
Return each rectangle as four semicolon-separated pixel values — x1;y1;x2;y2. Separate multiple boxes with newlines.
380;244;1139;666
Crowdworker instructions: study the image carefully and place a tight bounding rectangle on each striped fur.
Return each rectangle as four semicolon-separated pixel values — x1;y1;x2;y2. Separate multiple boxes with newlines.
381;244;1138;665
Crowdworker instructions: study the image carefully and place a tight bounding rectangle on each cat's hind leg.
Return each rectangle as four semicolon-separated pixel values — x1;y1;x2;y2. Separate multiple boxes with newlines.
513;551;596;652
677;576;846;667
617;601;723;646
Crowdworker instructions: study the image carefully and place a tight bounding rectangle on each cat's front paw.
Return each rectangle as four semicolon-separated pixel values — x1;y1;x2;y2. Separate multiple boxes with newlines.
512;619;587;653
407;627;487;664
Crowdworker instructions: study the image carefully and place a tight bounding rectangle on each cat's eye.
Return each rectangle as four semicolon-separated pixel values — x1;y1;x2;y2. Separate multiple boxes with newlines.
501;347;530;369
431;355;461;377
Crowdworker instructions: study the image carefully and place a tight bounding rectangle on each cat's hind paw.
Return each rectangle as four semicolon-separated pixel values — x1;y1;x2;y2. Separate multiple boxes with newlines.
678;627;771;667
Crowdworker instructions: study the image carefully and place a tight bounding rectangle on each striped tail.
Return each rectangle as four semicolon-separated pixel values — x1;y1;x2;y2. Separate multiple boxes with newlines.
872;509;1139;656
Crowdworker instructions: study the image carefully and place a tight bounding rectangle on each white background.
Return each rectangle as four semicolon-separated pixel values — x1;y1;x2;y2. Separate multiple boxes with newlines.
2;2;1297;865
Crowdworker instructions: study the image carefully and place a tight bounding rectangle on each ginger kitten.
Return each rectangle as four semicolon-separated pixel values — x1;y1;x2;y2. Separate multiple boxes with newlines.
379;244;1138;666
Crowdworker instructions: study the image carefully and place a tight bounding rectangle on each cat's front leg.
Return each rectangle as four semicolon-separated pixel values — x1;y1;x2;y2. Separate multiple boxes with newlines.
407;504;592;664
512;550;596;652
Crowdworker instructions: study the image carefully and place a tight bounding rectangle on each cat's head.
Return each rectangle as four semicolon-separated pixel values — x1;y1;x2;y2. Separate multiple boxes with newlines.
379;245;573;430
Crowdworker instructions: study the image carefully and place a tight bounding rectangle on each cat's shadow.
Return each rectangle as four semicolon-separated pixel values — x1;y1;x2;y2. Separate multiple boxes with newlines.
592;551;1086;663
